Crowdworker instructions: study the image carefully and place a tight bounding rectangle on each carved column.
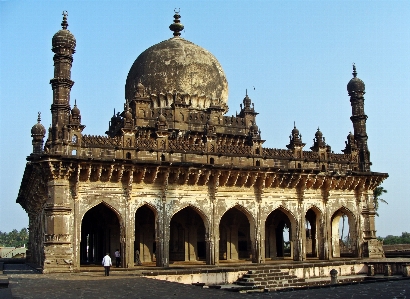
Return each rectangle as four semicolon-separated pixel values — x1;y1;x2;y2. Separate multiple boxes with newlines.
43;176;73;273
360;188;384;258
208;170;220;265
322;184;331;260
156;169;170;267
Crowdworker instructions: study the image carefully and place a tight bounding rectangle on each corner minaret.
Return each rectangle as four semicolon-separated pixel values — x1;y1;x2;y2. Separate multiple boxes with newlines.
31;112;46;154
347;64;370;171
49;11;76;151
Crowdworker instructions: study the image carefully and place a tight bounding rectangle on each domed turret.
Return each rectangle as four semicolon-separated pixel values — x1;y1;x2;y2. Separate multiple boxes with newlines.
243;91;252;109
315;128;323;139
31;112;46;137
31;112;46;154
347;64;365;95
286;122;305;150
71;100;80;116
52;11;76;53
125;12;228;109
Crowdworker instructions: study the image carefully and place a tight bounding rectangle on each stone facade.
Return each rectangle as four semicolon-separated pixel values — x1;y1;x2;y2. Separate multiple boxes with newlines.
17;12;387;273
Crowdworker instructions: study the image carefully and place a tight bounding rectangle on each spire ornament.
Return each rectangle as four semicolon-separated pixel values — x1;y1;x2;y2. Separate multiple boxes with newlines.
352;63;357;78
169;9;184;37
61;11;69;30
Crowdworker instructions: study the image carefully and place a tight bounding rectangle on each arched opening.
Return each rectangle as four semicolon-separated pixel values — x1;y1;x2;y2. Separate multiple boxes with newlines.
305;208;321;258
169;206;206;262
126;152;131;159
255;160;260;167
135;205;156;264
210;157;214;164
219;207;251;261
265;208;293;259
331;207;357;258
161;154;165;161
80;203;121;265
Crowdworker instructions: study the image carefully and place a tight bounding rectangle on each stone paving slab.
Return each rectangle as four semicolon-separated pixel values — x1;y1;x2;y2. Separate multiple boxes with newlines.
3;264;410;298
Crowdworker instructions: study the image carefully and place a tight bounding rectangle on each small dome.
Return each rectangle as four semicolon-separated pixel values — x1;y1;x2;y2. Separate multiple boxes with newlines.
347;64;365;94
31;113;46;136
292;125;299;135
243;94;251;108
315;128;323;138
71;102;80;116
52;12;76;52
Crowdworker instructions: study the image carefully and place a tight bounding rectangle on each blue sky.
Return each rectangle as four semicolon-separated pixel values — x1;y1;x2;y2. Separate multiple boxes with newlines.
1;1;409;237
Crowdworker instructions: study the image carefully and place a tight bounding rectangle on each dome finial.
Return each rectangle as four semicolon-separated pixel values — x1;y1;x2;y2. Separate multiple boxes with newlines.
169;9;184;37
352;63;357;78
37;111;41;123
61;11;69;30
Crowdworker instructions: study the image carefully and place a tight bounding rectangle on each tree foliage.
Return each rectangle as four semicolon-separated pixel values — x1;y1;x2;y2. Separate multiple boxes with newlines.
373;186;388;216
0;228;28;247
378;232;410;245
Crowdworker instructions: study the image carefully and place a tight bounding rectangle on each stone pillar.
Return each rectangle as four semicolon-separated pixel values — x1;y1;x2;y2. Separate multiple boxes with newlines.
257;223;265;263
367;264;375;276
185;224;198;261
43;179;73;273
402;264;410;277
361;193;385;258
384;264;392;276
205;234;215;265
125;214;135;268
156;202;170;267
228;225;239;260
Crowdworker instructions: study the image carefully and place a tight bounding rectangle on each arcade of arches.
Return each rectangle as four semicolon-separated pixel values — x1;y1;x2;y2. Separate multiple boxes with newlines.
74;199;367;269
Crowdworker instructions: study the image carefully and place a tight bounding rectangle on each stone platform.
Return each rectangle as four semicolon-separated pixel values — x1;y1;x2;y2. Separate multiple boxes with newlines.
2;259;410;298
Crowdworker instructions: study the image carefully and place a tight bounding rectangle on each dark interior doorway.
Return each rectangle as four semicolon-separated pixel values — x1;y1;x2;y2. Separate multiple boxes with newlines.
80;203;120;265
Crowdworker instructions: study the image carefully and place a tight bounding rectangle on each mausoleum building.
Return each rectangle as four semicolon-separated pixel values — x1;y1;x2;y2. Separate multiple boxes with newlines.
17;12;387;273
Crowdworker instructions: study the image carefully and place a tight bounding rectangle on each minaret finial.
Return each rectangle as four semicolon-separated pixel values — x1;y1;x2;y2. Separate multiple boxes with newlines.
246;89;248;96
352;63;357;78
294;121;296;128
169;9;184;37
61;11;68;30
37;112;41;123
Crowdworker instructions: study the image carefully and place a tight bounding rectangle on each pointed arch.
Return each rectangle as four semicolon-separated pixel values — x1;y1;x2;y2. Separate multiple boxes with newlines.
304;205;323;259
135;203;158;264
80;202;122;265
219;204;255;261
330;206;358;258
170;203;210;231
169;205;208;262
265;206;297;260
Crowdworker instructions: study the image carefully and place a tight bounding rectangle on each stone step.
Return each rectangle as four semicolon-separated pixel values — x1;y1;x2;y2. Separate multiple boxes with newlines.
0;276;9;289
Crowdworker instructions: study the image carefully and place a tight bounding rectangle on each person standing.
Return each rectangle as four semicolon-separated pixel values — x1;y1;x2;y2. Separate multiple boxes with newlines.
102;253;112;276
114;249;121;267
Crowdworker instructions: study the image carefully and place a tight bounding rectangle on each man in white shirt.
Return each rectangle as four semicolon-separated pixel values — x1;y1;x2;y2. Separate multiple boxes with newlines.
114;249;121;267
102;253;112;276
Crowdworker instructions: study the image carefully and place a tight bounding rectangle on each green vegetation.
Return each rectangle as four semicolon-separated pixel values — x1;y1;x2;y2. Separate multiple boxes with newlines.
373;186;388;216
0;228;28;247
378;232;410;245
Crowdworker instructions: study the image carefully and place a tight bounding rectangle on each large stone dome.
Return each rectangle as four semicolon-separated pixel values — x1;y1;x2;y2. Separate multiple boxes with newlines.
125;37;228;108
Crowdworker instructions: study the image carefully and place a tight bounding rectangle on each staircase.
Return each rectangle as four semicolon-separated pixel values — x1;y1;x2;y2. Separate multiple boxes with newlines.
233;267;306;292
